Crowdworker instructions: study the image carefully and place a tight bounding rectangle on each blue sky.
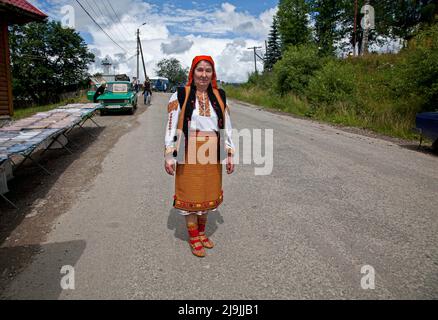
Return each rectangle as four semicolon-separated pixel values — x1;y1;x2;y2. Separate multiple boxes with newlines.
34;0;278;15
32;0;278;40
29;0;279;82
148;0;278;15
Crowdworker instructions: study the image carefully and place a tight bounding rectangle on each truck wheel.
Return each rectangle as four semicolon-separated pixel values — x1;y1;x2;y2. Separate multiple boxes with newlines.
128;108;135;115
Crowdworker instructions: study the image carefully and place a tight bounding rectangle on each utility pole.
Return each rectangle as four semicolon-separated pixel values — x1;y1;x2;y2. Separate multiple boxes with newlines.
136;23;146;83
353;0;358;56
139;38;147;80
136;28;140;82
247;46;263;74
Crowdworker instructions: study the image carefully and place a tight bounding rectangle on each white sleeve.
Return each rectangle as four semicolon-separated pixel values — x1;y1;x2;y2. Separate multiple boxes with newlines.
164;92;180;157
224;106;235;154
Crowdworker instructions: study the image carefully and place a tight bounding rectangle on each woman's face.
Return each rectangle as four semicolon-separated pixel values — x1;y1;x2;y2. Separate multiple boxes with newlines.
193;60;213;88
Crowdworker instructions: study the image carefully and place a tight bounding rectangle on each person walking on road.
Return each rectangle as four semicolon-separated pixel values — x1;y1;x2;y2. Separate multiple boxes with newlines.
143;79;152;105
164;55;235;257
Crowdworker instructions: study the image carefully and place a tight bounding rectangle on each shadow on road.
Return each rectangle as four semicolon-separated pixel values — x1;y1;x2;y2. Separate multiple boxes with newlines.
398;143;438;157
167;208;225;241
0;239;86;299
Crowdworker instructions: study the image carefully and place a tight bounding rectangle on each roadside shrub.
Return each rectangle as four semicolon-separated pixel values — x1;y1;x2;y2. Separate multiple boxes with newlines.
273;44;323;95
246;72;261;87
227;24;438;141
306;60;357;107
391;24;438;112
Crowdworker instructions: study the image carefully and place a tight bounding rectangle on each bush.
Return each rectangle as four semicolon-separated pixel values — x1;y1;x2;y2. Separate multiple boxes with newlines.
242;71;276;95
306;60;357;107
391;24;438;112
227;24;438;141
273;44;323;95
246;72;261;86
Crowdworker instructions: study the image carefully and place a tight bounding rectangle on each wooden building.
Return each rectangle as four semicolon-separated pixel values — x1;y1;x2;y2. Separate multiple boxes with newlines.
0;0;47;118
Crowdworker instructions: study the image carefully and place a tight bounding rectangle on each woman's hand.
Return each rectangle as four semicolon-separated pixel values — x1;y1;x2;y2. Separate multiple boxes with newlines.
165;158;176;176
226;155;234;174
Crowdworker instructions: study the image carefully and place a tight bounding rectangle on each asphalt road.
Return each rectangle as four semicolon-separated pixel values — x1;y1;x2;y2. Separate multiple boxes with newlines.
1;92;437;299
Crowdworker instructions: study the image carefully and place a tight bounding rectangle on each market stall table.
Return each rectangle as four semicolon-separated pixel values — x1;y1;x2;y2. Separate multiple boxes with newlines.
0;103;102;208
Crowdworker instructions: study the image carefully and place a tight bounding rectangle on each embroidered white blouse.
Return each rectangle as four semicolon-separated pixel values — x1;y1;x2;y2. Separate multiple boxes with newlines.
164;91;235;157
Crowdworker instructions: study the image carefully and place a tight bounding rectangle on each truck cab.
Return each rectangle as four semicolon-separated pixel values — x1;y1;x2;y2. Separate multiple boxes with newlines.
88;81;138;115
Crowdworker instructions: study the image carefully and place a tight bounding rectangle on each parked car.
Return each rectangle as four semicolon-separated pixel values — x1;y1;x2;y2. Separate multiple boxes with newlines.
87;81;138;115
415;112;438;152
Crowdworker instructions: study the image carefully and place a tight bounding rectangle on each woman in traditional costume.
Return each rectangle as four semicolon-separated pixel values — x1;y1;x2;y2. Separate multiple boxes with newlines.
164;56;235;257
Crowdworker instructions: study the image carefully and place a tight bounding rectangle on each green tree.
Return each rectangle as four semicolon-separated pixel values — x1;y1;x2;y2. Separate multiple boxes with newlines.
264;15;282;71
326;1;392;55
155;58;188;88
311;0;347;56
336;0;438;55
277;0;312;51
9;21;94;105
388;0;437;43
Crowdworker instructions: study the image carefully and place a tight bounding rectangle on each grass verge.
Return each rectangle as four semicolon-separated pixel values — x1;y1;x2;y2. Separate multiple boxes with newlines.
12;94;89;120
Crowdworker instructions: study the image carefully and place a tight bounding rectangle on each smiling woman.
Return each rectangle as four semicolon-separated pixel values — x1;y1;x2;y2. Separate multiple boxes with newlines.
163;55;235;258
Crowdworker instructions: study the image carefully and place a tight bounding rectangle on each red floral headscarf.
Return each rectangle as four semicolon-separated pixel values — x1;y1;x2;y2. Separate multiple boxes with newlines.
186;55;218;89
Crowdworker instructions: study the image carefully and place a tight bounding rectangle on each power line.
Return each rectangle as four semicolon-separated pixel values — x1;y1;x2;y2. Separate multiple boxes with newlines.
90;0;111;28
102;0;134;49
75;0;129;53
89;0;135;54
105;0;132;37
83;0;104;28
124;53;137;62
99;0;126;42
93;0;129;45
82;0;123;47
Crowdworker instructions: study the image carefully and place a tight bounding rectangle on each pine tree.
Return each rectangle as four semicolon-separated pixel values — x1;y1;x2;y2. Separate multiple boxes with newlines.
264;15;282;71
277;0;312;51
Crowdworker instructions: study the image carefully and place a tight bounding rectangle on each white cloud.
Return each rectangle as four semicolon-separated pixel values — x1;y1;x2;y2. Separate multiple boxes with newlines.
161;38;194;54
28;0;277;82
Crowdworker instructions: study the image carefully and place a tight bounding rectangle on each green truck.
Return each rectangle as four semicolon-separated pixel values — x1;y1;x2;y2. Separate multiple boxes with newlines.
87;81;138;115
